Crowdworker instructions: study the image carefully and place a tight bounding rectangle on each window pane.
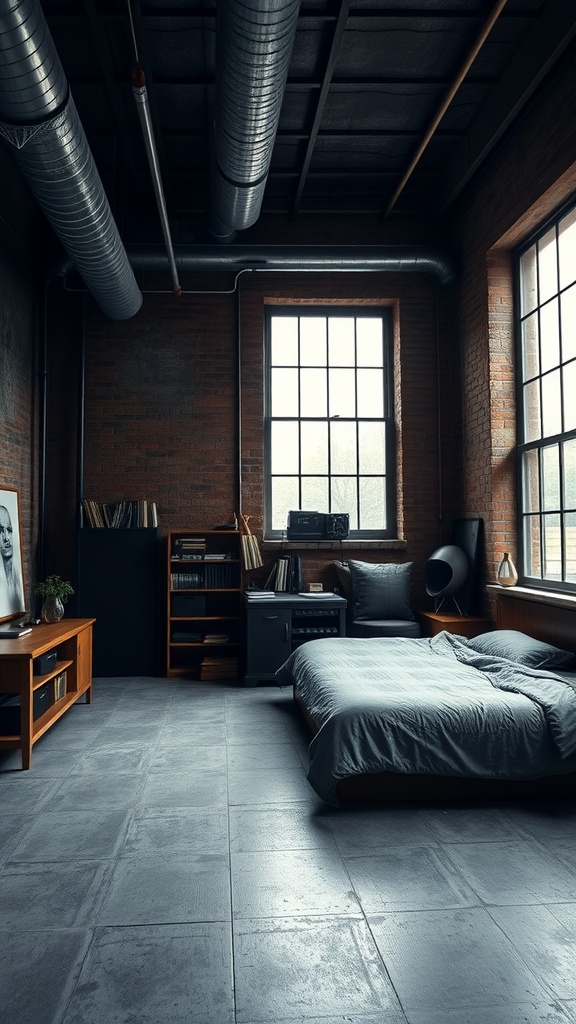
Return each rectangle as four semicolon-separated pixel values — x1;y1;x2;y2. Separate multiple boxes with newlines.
357;319;383;366
271;421;299;474
542;444;560;511
328;368;356;417
357;368;384;417
300;368;327;417
566;512;576;583
543;513;562;579
541;370;562;438
359;477;386;530
329;476;357;526
522;449;540;513
301;421;328;474
271;477;299;531
540;298;560;373
359;421;386;473
328;318;355;366
301;476;328;511
271;317;298;365
266;309;392;536
563;438;576;509
330;420;357;474
520;246;537;315
523;515;541;578
563;361;576;432
559;206;576;291
271;368;298;416
521;312;539;380
560;284;576;362
523;379;541;442
538;227;558;304
300;317;327;366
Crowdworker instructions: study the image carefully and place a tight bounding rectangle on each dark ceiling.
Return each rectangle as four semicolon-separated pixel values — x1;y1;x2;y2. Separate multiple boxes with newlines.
35;0;576;244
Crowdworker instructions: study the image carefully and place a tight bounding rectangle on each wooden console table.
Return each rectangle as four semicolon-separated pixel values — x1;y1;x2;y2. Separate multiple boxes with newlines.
0;618;95;769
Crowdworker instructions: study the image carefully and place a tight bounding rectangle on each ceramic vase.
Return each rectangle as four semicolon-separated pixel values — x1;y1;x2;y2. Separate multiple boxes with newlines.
497;552;518;587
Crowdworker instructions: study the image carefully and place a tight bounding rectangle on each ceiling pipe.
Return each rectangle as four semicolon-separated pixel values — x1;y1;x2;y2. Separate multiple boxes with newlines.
0;0;142;321
210;0;300;241
131;67;182;296
57;244;457;285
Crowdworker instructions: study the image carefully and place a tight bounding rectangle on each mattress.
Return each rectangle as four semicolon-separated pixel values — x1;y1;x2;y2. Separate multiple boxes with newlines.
277;632;576;806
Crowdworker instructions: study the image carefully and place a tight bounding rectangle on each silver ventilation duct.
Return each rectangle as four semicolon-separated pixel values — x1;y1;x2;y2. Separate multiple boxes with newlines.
210;0;300;241
0;0;142;321
57;245;456;285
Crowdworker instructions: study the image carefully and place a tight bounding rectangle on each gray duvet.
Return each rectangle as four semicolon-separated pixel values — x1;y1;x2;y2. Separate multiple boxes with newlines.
276;631;576;805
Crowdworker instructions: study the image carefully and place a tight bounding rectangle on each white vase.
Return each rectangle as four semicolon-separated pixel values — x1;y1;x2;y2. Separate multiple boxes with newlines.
497;552;518;587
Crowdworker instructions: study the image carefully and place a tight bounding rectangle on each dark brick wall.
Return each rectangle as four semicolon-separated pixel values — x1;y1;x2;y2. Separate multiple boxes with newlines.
0;147;41;616
448;46;576;613
53;269;458;607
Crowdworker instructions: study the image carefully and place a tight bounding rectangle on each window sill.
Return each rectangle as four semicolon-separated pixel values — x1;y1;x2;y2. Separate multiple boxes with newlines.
486;584;576;611
262;538;408;552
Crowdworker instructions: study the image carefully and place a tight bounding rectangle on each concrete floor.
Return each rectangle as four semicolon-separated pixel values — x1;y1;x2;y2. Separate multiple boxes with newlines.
1;675;576;1024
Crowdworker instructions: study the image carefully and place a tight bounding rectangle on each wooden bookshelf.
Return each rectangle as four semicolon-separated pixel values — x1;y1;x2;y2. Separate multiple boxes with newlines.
166;530;243;680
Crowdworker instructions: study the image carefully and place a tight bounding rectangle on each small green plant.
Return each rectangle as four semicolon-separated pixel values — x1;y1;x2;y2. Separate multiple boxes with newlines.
35;574;74;603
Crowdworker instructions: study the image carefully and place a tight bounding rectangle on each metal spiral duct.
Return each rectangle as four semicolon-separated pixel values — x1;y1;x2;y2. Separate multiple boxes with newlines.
0;0;142;321
211;0;300;239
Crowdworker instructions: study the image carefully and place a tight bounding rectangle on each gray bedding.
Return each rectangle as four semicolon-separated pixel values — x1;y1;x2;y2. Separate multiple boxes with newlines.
276;632;576;806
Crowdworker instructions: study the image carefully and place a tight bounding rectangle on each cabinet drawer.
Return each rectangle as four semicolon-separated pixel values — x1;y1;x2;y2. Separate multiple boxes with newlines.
245;608;291;680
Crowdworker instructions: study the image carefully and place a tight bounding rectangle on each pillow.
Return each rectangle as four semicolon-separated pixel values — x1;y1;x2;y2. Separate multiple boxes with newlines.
346;560;415;621
333;561;353;602
467;629;575;669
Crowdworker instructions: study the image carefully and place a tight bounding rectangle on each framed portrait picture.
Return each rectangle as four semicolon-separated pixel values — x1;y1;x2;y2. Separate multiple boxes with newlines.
0;486;26;623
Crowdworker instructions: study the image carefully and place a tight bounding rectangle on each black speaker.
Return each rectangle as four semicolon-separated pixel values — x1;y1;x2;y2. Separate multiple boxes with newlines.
325;513;350;539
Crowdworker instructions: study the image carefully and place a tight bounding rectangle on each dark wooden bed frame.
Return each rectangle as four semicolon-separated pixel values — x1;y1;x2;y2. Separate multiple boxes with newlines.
294;588;576;803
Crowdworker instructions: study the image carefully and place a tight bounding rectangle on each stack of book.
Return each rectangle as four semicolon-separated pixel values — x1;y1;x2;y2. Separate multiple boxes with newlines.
172;537;206;560
200;656;239;680
203;633;230;644
82;499;158;528
263;554;303;592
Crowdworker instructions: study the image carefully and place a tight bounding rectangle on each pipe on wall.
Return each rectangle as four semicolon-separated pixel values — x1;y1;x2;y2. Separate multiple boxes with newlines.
57;244;456;285
0;0;142;321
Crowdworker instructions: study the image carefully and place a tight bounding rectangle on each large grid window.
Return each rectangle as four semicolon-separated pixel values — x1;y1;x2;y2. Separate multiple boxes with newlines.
517;201;576;590
264;307;395;538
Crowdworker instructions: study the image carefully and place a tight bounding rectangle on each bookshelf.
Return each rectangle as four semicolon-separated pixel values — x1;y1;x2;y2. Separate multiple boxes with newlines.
166;530;243;680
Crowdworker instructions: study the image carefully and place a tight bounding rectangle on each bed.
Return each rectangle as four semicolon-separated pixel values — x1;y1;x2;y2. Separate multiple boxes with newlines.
277;591;576;805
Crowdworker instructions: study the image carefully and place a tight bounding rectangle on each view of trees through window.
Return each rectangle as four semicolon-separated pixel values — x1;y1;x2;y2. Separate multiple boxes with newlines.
517;202;576;588
265;309;394;537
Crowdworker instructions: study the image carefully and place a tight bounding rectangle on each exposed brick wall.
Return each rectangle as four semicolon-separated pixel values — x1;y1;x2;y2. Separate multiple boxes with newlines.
56;267;459;607
449;47;576;615
0;193;40;615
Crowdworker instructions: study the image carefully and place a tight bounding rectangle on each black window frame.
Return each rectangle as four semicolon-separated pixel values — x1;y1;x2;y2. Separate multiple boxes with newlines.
515;196;576;594
264;305;396;540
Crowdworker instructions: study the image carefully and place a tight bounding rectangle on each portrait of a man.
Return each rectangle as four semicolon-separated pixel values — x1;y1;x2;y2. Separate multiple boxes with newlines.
0;487;26;621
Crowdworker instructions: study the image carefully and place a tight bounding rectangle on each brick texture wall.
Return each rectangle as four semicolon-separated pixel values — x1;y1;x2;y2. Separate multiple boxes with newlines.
58;267;458;607
449;46;576;615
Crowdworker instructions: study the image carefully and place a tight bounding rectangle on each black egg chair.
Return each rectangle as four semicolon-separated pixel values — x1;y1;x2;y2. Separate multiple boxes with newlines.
425;544;469;614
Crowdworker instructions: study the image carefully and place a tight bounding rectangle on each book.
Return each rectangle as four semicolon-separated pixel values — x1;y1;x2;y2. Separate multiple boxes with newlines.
0;625;32;638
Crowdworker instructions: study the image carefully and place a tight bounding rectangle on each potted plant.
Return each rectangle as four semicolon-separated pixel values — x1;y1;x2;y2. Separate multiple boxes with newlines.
35;575;74;623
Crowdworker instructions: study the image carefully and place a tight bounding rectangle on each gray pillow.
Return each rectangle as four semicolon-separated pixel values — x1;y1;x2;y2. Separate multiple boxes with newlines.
347;560;415;621
467;629;575;669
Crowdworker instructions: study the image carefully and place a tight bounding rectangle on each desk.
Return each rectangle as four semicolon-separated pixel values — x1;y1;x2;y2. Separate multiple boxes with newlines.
419;611;492;639
245;593;346;686
0;618;94;769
